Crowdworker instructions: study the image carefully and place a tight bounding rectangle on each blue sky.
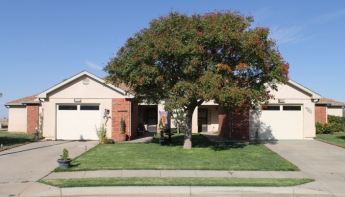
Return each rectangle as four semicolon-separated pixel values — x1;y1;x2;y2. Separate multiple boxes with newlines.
1;0;345;118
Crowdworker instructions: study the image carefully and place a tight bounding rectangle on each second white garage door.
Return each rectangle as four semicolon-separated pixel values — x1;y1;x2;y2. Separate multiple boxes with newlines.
256;105;303;140
56;105;100;140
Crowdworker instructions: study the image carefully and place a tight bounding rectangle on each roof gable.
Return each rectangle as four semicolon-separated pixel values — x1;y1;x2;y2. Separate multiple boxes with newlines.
37;71;134;99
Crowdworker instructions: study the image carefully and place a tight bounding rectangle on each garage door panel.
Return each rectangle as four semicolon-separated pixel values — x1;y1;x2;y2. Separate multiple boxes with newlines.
57;105;100;140
252;105;303;140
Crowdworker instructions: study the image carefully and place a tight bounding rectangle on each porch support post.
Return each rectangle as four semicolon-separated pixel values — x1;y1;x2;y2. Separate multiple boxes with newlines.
192;106;198;133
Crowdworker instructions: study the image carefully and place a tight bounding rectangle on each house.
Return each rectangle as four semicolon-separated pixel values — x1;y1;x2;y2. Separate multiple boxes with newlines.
315;97;345;124
5;94;39;133
0;118;8;129
5;70;328;141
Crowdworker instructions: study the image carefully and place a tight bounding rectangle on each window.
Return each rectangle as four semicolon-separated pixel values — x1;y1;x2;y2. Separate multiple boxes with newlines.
262;106;280;110
80;105;99;110
283;106;301;111
58;105;77;110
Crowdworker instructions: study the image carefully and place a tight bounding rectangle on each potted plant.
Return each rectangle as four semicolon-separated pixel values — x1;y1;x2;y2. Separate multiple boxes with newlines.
117;116;127;141
57;148;72;168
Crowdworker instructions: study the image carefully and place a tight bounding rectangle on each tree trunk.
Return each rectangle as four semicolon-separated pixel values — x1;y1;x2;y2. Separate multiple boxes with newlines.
183;108;194;149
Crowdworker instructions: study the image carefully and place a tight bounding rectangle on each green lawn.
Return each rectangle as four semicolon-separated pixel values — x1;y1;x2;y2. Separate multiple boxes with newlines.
0;131;36;150
315;132;345;147
39;177;313;187
55;134;298;172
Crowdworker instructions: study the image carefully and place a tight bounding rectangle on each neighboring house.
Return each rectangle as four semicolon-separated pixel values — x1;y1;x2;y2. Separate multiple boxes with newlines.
5;71;325;141
315;97;345;124
4;94;39;133
0;118;8;129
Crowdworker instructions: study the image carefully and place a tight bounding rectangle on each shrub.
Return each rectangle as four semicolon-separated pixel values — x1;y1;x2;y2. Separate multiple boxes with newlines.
95;124;107;143
170;127;186;134
120;116;125;134
328;115;344;124
316;122;324;134
316;122;341;134
328;115;344;132
316;115;345;134
62;148;69;160
323;123;336;134
104;139;115;144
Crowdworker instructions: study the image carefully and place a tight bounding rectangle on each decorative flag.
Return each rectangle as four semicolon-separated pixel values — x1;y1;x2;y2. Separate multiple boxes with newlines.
159;111;168;124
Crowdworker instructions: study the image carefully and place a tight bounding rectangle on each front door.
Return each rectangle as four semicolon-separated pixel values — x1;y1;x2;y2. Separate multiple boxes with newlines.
198;109;208;132
147;108;157;133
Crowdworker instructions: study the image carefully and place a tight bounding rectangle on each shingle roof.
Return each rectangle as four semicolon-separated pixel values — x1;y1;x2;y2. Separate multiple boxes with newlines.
5;94;38;106
319;97;345;106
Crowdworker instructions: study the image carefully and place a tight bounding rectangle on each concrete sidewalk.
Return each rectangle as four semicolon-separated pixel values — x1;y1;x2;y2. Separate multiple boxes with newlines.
42;170;310;180
24;170;329;197
19;184;333;197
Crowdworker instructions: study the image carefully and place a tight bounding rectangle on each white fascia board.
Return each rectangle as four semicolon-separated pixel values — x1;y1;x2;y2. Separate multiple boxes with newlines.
287;79;322;99
37;71;134;99
201;100;218;105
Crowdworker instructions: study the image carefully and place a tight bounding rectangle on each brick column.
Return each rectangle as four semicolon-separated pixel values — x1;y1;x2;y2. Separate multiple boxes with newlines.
112;98;131;141
230;109;249;140
315;105;327;123
130;102;139;140
218;108;231;139
27;105;39;134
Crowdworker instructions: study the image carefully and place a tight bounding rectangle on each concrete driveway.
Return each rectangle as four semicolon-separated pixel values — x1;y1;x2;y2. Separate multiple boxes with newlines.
266;140;345;196
0;140;97;197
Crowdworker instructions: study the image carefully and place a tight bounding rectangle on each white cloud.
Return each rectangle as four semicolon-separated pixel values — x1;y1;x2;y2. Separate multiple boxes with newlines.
313;9;345;24
269;25;316;45
268;9;345;45
85;61;102;70
269;25;303;44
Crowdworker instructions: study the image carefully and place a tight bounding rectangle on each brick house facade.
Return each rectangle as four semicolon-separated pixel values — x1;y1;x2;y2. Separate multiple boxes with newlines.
218;108;249;140
111;98;139;141
315;105;327;124
26;105;39;134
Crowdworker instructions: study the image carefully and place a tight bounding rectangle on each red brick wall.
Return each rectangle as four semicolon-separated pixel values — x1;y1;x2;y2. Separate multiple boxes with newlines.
218;108;249;140
112;98;132;141
27;105;39;134
230;110;249;140
130;102;139;140
218;108;231;139
315;105;327;123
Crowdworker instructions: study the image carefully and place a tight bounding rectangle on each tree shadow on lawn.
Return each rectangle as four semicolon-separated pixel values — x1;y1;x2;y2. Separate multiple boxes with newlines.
151;134;247;151
336;135;345;140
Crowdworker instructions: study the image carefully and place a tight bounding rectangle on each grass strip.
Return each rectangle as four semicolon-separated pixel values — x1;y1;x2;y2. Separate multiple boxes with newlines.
39;177;314;188
315;133;345;148
55;134;298;172
0;131;36;151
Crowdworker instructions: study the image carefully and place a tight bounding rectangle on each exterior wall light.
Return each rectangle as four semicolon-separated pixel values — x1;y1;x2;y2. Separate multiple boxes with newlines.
312;99;320;103
278;99;285;103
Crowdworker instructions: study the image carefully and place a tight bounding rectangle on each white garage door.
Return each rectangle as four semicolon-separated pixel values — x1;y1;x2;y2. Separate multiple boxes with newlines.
57;105;100;140
257;105;303;140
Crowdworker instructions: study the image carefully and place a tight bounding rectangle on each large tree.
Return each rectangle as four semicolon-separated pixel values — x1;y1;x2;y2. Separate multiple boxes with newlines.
104;11;289;149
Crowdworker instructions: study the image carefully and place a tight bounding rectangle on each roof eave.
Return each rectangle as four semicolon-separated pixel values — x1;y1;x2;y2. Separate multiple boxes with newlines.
287;80;322;99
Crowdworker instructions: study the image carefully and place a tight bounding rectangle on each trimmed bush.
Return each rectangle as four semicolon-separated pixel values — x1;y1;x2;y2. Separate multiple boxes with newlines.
316;122;324;134
328;115;344;124
104;139;115;144
316;115;345;134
